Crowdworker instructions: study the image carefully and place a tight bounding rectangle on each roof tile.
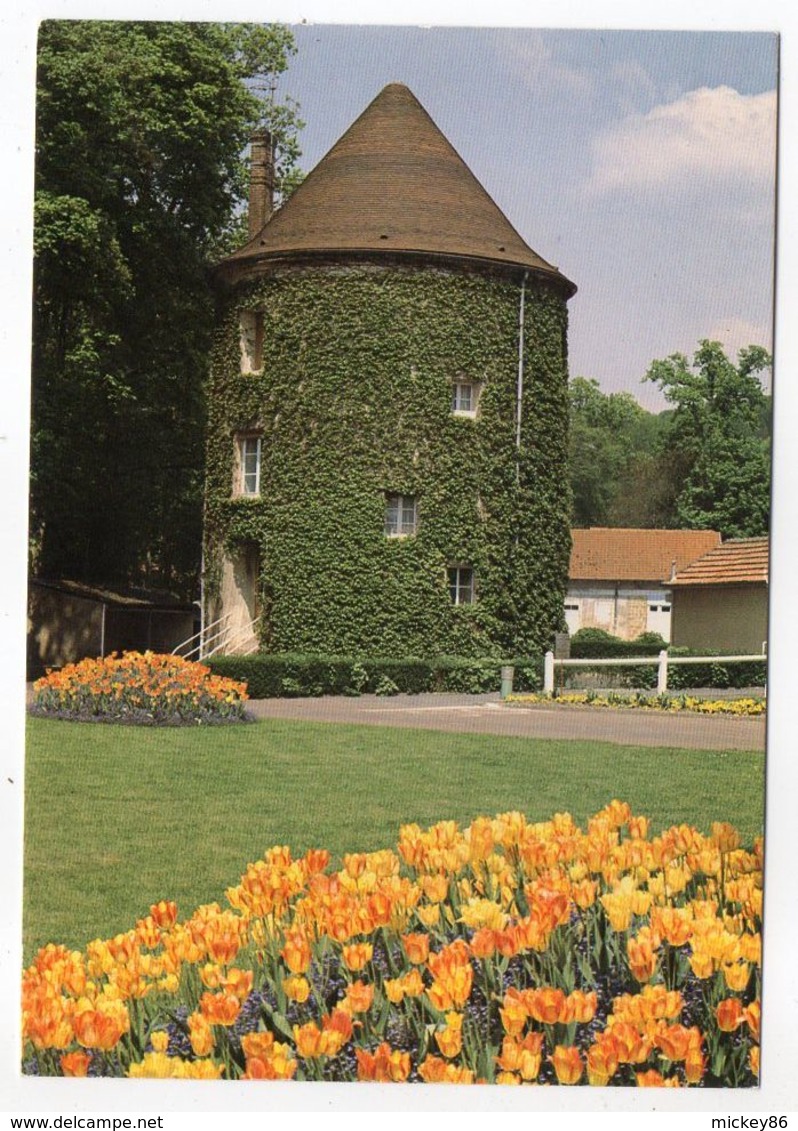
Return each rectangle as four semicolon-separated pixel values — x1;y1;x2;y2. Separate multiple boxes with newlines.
221;83;575;291
569;528;721;582
669;537;769;586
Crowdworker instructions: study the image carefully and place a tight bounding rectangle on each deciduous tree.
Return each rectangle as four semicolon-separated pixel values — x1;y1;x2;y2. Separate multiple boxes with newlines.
644;340;771;538
31;21;303;594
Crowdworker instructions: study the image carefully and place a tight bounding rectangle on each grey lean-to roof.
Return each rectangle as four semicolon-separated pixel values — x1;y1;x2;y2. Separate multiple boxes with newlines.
221;82;576;294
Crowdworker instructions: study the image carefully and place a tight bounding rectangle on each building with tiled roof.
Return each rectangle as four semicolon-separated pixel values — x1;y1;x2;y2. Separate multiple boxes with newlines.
669;537;769;653
565;527;721;642
203;84;576;659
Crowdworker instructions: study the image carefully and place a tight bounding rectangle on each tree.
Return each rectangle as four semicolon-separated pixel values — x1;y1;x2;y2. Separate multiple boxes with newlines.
31;21;303;594
644;340;771;538
568;376;669;527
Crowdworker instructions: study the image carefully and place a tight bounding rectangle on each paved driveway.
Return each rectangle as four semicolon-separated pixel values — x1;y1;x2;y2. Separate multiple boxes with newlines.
246;693;765;751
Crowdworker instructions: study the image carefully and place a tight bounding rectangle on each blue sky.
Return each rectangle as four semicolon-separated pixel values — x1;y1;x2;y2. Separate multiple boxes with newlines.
269;25;777;410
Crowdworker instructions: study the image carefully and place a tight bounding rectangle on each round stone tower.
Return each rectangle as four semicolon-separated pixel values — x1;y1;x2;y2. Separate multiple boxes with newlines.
204;83;576;659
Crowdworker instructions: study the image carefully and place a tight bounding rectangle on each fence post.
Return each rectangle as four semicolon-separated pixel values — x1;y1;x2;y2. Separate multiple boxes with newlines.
544;651;555;695
657;650;669;694
500;665;515;699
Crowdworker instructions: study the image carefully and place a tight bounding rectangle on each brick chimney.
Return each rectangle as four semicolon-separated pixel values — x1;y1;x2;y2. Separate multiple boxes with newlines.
248;129;274;238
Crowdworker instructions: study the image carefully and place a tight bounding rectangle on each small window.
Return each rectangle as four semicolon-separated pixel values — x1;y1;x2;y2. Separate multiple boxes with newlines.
448;565;475;605
451;379;480;417
385;493;417;537
240;310;264;374
564;603;579;611
235;434;262;497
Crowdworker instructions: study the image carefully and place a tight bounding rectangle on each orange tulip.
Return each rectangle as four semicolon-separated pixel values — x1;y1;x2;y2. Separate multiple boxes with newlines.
72;1006;128;1051
321;1009;354;1056
684;1045;707;1085
293;1020;324;1059
435;1021;463;1060
417;1055;474;1085
401;933;430;964
205;930;241;967
60;1050;91;1077
496;1032;543;1081
628;931;658;984
636;1069;680;1087
749;1046;760;1078
341;942;373;972
341;979;374;1014
587;1041;618;1086
499;988;528;1037
526;986;566;1025
469;928;497;959
568;989;598;1024
655;1024;694;1062
356;1043;411;1083
150;900;177;929
551;1044;583;1085
716;997;744;1032
744;1000;761;1042
281;930;311;974
188;1012;214;1057
199;991;241;1027
241;1031;275;1060
401;969;425;997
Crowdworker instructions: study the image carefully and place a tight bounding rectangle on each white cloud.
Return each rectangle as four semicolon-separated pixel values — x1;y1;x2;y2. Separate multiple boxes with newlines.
584;85;777;197
501;31;593;101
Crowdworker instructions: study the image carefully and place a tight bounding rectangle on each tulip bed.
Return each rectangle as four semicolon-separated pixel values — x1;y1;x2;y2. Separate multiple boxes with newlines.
22;802;761;1086
506;693;765;717
30;652;249;725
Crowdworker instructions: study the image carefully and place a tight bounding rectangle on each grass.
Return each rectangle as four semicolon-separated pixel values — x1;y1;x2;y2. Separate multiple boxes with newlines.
23;715;764;964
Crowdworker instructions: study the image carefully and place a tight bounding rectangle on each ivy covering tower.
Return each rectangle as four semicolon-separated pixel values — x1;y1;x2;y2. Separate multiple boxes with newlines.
204;83;576;659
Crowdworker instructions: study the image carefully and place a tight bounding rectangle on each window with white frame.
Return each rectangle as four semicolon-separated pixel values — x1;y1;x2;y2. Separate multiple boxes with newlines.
240;309;264;374
235;434;262;497
384;493;417;537
448;565;475;605
451;378;480;416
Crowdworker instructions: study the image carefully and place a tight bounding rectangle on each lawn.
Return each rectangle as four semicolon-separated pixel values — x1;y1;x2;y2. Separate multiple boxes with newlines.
23;715;765;963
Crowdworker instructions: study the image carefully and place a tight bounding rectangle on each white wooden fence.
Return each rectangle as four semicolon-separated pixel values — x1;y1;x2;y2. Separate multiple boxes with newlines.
542;649;766;695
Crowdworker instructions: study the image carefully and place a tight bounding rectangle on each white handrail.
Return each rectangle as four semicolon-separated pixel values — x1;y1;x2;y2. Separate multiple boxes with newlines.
172;613;232;658
205;618;260;658
173;613;260;660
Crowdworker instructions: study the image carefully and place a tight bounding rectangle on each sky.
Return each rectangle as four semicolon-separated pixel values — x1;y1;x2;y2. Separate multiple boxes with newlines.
265;25;778;411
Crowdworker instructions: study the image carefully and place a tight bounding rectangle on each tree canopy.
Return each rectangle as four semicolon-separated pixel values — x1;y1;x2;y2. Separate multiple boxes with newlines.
31;21;302;595
644;340;771;538
569;341;772;538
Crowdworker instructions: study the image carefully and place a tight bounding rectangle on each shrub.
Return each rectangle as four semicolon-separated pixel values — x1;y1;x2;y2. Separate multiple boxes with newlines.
21;802;762;1085
31;652;249;725
570;630;664;660
206;653;544;698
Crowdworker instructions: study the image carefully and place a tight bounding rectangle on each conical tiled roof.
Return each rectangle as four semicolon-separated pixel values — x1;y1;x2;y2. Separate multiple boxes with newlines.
220;83;576;293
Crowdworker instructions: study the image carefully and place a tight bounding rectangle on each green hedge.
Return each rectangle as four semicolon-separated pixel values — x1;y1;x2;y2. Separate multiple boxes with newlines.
564;630;766;690
206;653;544;698
569;628;667;659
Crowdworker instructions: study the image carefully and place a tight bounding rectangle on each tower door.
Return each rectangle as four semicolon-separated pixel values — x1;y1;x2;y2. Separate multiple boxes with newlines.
218;541;261;653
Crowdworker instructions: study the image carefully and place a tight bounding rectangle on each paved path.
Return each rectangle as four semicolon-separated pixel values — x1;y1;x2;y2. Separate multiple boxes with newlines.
246;693;765;751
